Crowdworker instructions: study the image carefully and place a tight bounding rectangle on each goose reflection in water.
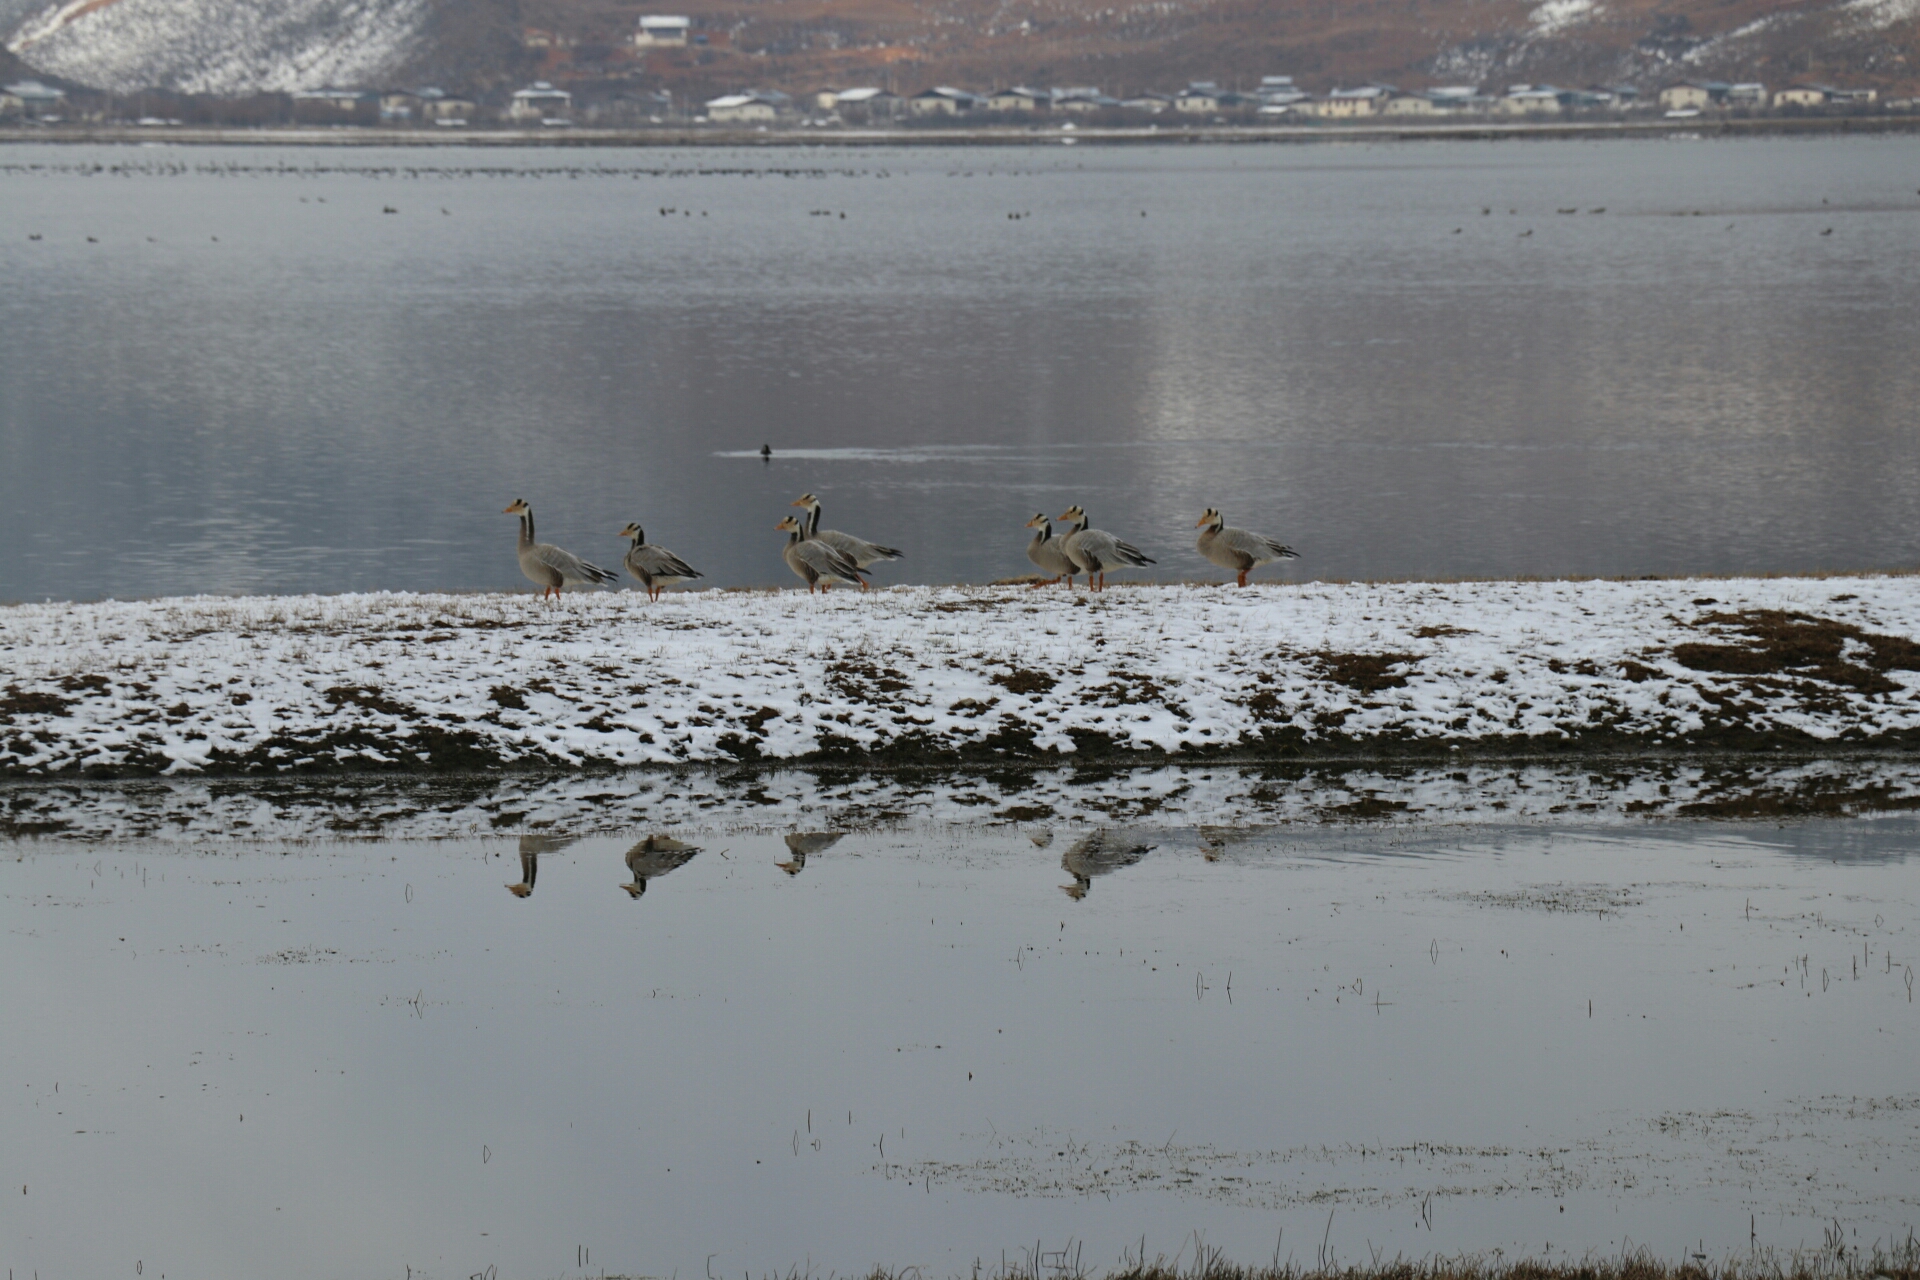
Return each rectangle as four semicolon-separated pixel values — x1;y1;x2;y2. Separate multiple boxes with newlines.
777;831;844;876
506;834;576;898
621;834;701;898
1060;829;1155;900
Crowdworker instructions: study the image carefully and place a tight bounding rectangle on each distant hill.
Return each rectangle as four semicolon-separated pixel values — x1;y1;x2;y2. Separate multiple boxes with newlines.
5;0;1914;99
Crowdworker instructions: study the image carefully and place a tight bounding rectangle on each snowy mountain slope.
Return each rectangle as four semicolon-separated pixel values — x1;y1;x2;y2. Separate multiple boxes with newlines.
5;0;430;93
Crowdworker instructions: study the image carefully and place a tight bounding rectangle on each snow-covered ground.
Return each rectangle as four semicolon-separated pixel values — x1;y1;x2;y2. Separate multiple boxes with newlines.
3;576;1920;779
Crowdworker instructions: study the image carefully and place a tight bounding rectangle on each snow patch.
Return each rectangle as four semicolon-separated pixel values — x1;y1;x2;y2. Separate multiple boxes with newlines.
1841;0;1920;31
6;0;428;94
1529;0;1601;38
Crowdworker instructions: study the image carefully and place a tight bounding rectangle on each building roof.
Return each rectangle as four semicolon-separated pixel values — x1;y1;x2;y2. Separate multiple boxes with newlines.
3;80;66;102
706;93;776;109
833;87;894;103
513;81;572;101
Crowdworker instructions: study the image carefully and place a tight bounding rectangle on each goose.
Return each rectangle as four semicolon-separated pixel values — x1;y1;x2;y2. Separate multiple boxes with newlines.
617;523;703;601
775;515;866;592
621;834;701;898
1195;508;1299;587
777;831;844;876
503;499;617;601
1024;514;1078;588
1056;506;1155;592
1060;829;1155;900
791;494;903;588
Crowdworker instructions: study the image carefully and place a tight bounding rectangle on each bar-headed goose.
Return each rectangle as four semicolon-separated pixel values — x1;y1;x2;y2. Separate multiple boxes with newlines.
1024;513;1078;588
1195;509;1299;587
775;514;866;592
791;493;902;589
617;523;703;601
503;499;617;601
1056;506;1155;592
621;834;701;898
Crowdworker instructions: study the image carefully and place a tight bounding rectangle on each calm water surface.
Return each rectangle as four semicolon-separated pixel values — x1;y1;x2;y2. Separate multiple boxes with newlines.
4;818;1917;1276
2;136;1918;600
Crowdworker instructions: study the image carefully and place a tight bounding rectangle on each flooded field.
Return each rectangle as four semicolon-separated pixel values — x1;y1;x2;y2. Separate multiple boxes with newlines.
5;801;1916;1278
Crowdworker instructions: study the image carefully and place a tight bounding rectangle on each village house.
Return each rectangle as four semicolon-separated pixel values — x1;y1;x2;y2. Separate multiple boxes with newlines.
1055;89;1119;113
830;87;901;120
1121;92;1174;112
1383;92;1438;115
508;82;572;122
379;90;421;121
417;88;475;124
986;87;1046;112
908;87;977;116
1;79;66;119
1658;82;1724;110
705;93;779;123
1775;85;1829;107
1314;85;1391;118
1498;85;1563;115
1725;83;1767;107
1173;82;1220;113
1257;76;1308;108
633;15;691;47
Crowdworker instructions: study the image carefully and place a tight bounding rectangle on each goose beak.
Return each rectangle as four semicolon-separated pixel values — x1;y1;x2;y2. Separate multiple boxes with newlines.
502;504;517;514
789;498;808;507
1195;516;1209;528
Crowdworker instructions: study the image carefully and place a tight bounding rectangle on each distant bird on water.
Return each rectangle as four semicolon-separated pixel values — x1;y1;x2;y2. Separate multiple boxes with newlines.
1195;509;1299;587
503;499;617;601
617;523;702;601
760;443;772;462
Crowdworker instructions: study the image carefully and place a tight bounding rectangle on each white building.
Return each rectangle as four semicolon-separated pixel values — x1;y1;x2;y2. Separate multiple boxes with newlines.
1;79;66;119
508;82;572;122
706;93;778;122
1498;85;1563;115
1314;85;1391;117
908;87;977;116
634;15;691;47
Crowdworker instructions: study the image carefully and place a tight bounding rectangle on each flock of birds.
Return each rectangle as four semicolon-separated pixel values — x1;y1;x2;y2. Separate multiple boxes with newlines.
504;493;1300;599
505;828;1148;900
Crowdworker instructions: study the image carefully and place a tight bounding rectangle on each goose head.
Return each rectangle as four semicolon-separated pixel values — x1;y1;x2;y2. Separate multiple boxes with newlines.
1025;513;1053;533
617;522;644;542
1057;504;1088;528
1196;508;1225;531
503;498;531;515
775;514;805;535
790;493;821;510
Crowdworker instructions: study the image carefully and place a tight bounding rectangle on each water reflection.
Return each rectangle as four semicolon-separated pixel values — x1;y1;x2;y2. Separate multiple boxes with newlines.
777;831;844;876
1060;829;1155;900
621;835;701;898
506;834;576;898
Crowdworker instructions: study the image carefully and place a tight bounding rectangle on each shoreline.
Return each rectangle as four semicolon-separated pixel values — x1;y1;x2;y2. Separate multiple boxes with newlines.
5;575;1920;779
3;113;1917;148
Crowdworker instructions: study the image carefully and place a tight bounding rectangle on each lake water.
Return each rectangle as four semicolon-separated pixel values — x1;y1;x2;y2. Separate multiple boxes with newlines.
4;813;1916;1277
3;135;1919;601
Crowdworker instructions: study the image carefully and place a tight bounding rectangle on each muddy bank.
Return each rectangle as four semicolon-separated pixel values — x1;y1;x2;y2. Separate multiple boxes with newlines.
6;757;1920;842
